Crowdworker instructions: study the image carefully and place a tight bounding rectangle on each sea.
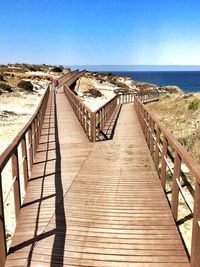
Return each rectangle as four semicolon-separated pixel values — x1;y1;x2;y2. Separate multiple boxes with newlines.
112;71;200;93
69;66;200;93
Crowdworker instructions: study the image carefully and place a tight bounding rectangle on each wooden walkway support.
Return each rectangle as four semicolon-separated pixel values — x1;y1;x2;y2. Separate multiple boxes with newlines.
4;87;189;266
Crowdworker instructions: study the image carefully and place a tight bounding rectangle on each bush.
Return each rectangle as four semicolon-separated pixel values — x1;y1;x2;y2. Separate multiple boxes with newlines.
0;82;13;92
51;67;63;73
28;66;36;72
188;98;200;111
85;89;102;98
0;74;4;81
17;80;33;91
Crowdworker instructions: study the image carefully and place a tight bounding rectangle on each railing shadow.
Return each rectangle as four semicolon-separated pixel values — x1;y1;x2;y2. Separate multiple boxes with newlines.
96;105;122;142
9;93;56;263
8;92;66;266
50;92;66;266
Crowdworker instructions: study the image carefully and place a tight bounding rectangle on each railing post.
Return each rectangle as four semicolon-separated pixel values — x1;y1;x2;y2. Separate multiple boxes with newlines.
21;135;29;190
144;110;148;141
32;121;36;158
91;112;96;142
150;119;155;156
171;152;181;220
161;136;168;188
28;127;33;171
147;114;150;147
0;173;7;266
12;147;21;219
191;181;200;267
86;111;89;136
154;127;161;169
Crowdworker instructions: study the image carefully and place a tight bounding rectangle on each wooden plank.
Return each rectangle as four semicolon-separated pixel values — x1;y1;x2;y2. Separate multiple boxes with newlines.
5;100;189;266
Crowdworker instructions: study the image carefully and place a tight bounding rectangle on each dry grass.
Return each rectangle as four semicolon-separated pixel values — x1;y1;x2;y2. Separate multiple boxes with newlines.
147;93;200;164
147;93;200;253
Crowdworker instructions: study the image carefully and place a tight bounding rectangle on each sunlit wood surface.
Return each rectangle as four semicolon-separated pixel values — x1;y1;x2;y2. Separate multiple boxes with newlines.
6;89;189;266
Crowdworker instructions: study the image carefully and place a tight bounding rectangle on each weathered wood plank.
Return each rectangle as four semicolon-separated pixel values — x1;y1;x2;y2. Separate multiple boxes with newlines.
6;95;189;266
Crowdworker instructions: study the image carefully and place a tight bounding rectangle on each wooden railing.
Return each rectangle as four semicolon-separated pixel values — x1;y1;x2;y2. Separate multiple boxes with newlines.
134;96;200;267
63;87;163;142
63;84;96;141
136;92;162;103
0;70;84;265
0;86;50;265
63;85;123;142
117;92;161;104
118;93;135;104
57;69;79;87
63;70;86;88
94;96;119;137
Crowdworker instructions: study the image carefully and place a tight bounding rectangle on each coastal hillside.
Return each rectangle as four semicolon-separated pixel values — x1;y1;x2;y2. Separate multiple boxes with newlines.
0;63;69;153
147;93;200;164
0;65;184;153
75;71;182;111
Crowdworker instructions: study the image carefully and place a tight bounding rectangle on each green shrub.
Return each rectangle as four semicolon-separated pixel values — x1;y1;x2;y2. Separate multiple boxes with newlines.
0;82;13;92
188;98;200;111
166;172;173;182
51;67;63;73
17;80;33;91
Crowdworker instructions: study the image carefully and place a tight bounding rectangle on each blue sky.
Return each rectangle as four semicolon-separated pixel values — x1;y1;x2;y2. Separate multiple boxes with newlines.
0;0;200;66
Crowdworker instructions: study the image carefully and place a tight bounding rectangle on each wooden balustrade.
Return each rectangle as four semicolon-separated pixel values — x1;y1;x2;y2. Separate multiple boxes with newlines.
94;96;118;135
63;84;121;142
118;93;135;104
63;85;163;142
63;84;95;141
61;70;86;88
0;86;50;265
57;70;79;87
134;96;200;267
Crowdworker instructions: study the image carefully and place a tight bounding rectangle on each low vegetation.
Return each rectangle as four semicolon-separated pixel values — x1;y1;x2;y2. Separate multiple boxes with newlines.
147;93;200;163
17;80;34;91
51;67;63;73
0;82;13;92
0;74;4;81
84;89;102;98
188;98;200;111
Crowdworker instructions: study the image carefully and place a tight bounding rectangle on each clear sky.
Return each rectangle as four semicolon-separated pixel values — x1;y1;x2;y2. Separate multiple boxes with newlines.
1;0;200;66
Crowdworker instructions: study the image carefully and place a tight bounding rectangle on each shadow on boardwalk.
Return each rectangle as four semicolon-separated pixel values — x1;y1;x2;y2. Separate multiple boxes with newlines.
6;95;189;267
9;93;66;266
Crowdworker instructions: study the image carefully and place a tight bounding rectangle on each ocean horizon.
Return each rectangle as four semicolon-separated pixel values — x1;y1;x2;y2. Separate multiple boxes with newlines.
69;65;200;92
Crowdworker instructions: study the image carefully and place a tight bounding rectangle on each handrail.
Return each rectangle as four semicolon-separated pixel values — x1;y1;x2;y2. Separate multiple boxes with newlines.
63;81;161;142
63;84;96;141
0;84;50;265
57;69;79;87
0;87;49;172
134;96;200;267
64;87;122;142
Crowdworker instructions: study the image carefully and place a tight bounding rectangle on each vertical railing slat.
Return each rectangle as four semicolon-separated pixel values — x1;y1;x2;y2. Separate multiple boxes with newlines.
12;148;21;219
150;119;155;156
161;136;168;188
171;152;181;220
0;173;7;266
154;127;161;169
21;136;29;190
28;127;33;171
191;181;200;267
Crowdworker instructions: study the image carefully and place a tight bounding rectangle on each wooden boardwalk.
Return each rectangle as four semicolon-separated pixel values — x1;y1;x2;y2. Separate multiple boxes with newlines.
5;88;189;266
